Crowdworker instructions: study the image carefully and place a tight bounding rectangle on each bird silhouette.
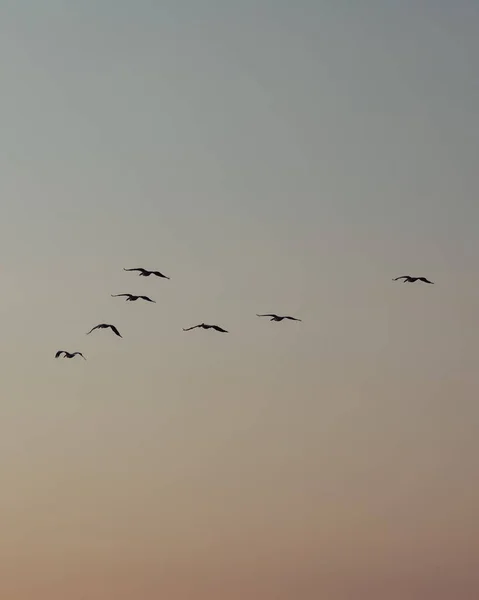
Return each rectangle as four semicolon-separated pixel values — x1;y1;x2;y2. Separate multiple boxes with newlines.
111;293;155;303
256;314;302;322
86;323;122;337
182;323;228;333
393;276;434;284
55;350;86;360
123;268;170;279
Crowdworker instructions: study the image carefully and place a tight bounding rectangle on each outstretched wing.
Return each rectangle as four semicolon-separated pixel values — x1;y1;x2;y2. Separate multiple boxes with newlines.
257;314;278;318
139;295;155;302
124;268;146;273
111;294;131;297
183;325;200;331
86;324;101;335
419;277;434;284
55;350;65;358
212;325;228;333
152;271;169;279
393;276;409;281
108;325;122;337
285;316;301;321
72;352;86;360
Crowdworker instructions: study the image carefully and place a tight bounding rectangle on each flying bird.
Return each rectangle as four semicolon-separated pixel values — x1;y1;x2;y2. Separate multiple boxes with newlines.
55;350;86;360
86;323;122;337
392;276;434;284
111;293;155;303
182;323;228;333
256;314;302;322
123;268;170;279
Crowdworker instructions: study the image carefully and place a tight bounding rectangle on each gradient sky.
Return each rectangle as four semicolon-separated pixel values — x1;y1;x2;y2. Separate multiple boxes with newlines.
1;1;478;598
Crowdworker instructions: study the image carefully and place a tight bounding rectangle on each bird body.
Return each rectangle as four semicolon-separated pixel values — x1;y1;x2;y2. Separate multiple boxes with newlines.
183;323;228;333
55;350;86;360
393;276;434;284
86;323;122;337
124;267;169;279
111;293;155;302
256;313;301;322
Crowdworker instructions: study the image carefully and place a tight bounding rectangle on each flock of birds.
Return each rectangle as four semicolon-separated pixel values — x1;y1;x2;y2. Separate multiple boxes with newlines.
55;268;434;361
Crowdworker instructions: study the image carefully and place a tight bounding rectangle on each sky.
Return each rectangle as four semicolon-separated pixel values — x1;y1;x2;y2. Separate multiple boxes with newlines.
0;0;478;598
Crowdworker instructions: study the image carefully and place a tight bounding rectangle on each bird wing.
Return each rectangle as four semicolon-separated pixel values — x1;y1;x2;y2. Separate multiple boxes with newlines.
285;316;301;321
86;325;101;335
152;271;169;278
257;314;277;318
212;325;228;332
74;352;86;360
139;296;155;302
393;276;409;280
124;268;146;273
183;325;199;331
55;350;65;358
419;277;434;284
111;294;130;297
108;325;122;337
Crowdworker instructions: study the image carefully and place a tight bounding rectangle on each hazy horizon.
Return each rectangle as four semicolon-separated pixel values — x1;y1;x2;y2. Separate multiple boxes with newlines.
1;1;478;598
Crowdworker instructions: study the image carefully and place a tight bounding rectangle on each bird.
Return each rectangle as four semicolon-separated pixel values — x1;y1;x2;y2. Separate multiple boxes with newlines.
183;323;228;333
123;267;170;279
256;314;302;322
55;350;86;360
392;276;434;284
111;293;155;303
86;323;122;337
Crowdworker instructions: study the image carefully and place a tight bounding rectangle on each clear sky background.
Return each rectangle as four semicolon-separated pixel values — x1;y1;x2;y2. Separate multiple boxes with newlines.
1;1;478;598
